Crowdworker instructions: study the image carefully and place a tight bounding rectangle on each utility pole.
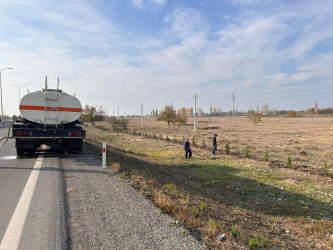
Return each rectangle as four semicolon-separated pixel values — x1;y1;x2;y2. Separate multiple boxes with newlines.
105;108;108;122
140;102;143;126
231;93;236;126
118;106;119;117
193;93;198;132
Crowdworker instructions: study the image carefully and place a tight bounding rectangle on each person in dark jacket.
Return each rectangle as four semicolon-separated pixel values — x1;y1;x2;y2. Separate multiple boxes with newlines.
212;134;217;154
184;139;192;159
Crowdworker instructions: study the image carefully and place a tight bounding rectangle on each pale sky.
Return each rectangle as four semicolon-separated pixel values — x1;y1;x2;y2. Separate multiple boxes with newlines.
0;0;332;116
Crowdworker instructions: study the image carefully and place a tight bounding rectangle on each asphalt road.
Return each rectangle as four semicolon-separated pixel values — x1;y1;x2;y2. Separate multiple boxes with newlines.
0;127;68;250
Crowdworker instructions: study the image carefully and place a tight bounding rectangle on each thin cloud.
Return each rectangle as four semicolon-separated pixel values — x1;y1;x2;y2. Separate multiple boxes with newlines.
131;0;167;11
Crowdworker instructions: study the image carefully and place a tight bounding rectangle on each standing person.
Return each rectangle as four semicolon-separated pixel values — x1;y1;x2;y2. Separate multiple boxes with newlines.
212;134;217;154
184;139;192;159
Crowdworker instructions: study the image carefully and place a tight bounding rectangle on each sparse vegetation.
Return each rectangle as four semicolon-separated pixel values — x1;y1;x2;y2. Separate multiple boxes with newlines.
85;116;333;249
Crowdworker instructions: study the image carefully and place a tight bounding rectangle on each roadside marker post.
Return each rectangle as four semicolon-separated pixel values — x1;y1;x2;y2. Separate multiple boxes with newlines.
102;142;106;168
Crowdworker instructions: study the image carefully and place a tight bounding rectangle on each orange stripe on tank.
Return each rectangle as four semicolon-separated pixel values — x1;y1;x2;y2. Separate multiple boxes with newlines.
19;105;81;112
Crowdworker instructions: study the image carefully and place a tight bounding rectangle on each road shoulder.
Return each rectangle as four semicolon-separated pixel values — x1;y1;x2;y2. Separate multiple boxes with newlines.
61;146;202;250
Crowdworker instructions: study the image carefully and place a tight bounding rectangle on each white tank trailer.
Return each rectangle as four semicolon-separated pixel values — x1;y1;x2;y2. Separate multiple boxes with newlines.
12;77;85;156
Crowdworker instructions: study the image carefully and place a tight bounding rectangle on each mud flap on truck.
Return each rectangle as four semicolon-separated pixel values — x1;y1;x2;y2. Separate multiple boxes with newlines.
15;139;37;156
63;138;83;153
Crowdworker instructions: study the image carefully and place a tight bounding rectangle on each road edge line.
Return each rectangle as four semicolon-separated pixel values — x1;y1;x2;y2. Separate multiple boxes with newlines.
0;155;44;250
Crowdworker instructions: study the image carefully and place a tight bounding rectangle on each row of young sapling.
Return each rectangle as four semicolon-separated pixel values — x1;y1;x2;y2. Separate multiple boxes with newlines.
94;124;331;176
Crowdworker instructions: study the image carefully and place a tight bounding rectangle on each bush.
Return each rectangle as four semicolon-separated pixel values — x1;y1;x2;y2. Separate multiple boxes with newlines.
249;238;260;248
244;145;250;157
109;117;129;131
173;134;178;143
261;236;269;248
166;183;178;196
225;142;230;154
264;150;269;162
287;157;293;168
230;227;239;238
202;139;207;148
209;219;220;230
192;207;200;218
323;160;330;176
200;203;206;212
192;136;196;146
287;110;297;117
166;135;170;142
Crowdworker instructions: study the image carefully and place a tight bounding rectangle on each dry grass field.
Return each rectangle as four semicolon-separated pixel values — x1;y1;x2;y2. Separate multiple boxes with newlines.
85;115;333;249
127;116;333;171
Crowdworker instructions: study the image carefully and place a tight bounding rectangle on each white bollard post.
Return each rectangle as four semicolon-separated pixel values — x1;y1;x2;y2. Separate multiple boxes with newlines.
102;142;106;169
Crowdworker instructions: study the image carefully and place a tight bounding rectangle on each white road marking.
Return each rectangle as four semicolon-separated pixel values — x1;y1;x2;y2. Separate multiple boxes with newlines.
0;155;44;250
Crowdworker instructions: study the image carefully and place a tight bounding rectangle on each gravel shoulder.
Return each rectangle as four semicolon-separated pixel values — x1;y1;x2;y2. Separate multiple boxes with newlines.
61;145;203;250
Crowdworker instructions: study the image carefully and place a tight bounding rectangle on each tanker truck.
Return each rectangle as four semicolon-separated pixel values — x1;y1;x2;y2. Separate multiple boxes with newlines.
12;77;85;156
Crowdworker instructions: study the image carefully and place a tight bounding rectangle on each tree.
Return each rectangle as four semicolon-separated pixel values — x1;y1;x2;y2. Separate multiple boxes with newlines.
81;105;105;127
248;110;263;126
158;105;187;127
157;105;178;126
